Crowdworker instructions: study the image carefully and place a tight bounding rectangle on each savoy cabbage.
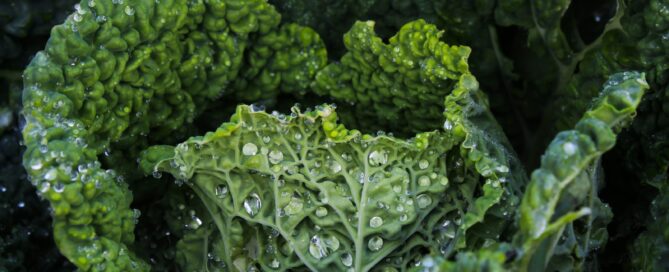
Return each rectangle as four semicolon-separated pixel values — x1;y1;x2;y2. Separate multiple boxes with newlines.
1;0;668;271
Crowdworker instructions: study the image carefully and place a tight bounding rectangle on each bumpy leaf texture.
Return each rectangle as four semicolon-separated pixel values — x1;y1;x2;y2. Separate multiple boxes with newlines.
516;72;647;271
140;94;519;271
20;0;305;270
0;115;74;272
138;20;526;270
412;71;647;272
21;0;524;270
312;20;471;134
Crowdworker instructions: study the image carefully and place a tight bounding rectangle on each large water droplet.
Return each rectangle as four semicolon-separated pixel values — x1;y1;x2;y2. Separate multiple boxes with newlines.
214;184;228;198
438;176;449;186
562;142;576;155
416;194;432;208
418;159;429;169
418;175;431;187
30;160;43;170
443;120;453;130
242;143;258;156
244;193;262;217
316;207;328;217
284;197;304;215
294;132;302;140
340;253;353;267
441;220;456;239
268;150;284;164
368;236;384;251
309;235;340;259
328;160;342;173
53;182;65;194
368;150;388;166
369;216;383;228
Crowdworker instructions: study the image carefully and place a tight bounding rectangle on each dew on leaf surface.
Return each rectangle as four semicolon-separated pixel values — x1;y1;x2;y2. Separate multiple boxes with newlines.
416;194;432;208
368;150;388;166
268;150;284;164
418;159;429;169
340;253;353;267
244;193;262;217
368;236;384;251
369;216;383;228
242;143;258;156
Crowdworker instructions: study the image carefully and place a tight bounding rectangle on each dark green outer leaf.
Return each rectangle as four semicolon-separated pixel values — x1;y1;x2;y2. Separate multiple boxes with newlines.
517;71;648;270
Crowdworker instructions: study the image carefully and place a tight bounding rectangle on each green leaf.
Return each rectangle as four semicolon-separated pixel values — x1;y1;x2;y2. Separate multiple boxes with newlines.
516;71;648;270
141;91;519;271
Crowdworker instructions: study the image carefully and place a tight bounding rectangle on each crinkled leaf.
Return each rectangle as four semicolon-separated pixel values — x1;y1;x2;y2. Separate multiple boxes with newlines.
141;93;519;271
516;71;647;270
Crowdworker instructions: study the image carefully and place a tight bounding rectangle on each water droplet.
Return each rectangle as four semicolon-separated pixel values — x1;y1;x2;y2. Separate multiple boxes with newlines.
418;176;431;187
368;150;388;166
269;259;280;268
328;160;342;173
369;216;383;228
495;165;509;173
357;172;366;184
243;193;261;217
44;169;58;181
53;182;65;193
125;6;135;16
443;120;453;130
309;235;339;259
262;136;271;143
30;160;43;170
186;215;202;230
215;184;228;198
399;214;408;221
416;194;432;208
392;185;402;193
242;143;258;156
368;236;384;251
340;253;353;267
418;159;429;169
152;171;162;179
438;176;449;186
294;133;302;140
441;220;456;239
562;142;576;155
38;182;50;193
284;197;304;215
316;207;328;217
268;150;283;164
250;104;266;112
